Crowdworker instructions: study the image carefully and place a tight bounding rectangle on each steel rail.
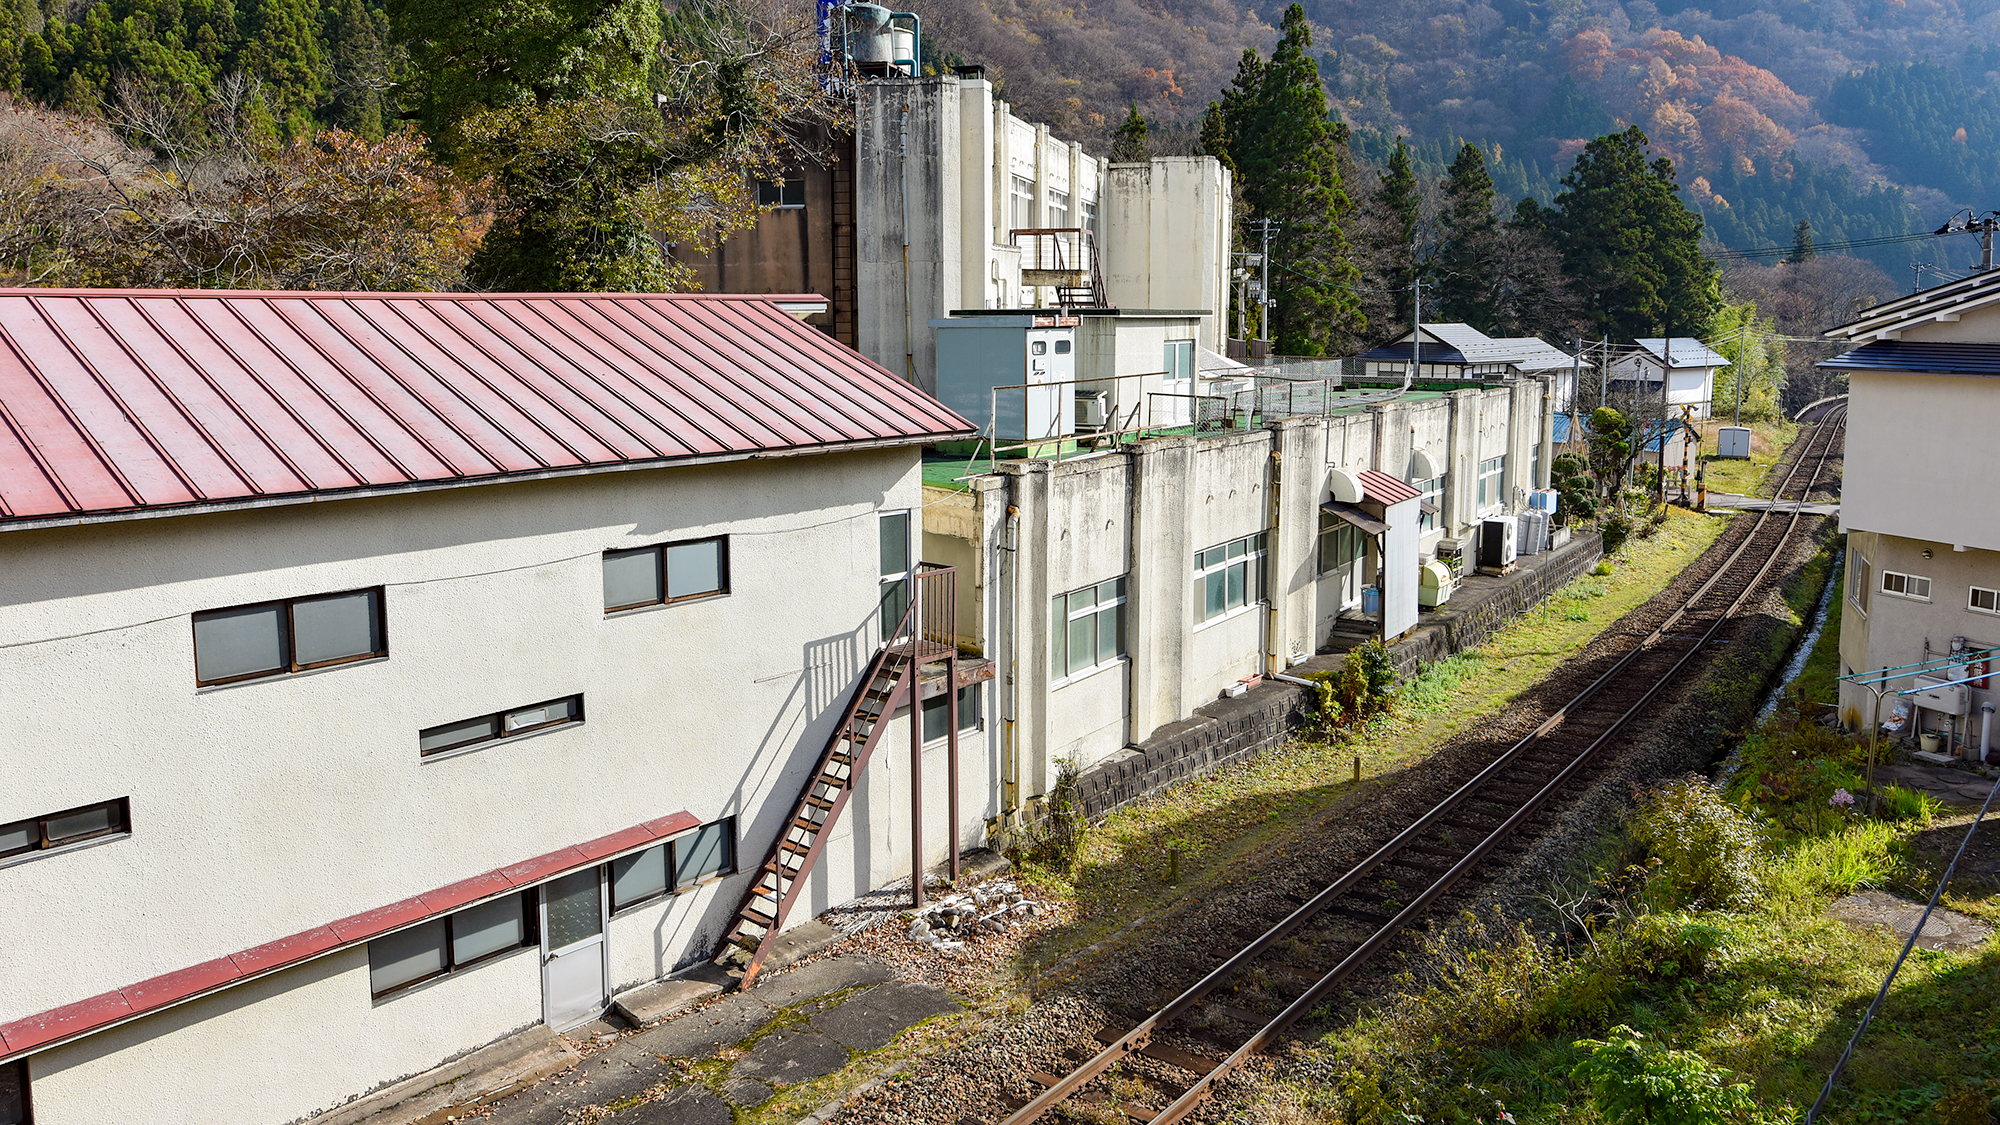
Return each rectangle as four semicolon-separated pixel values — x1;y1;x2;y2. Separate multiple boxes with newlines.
995;409;1845;1125
1148;406;1846;1124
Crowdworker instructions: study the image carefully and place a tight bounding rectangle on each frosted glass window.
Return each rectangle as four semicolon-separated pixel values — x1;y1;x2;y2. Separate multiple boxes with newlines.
611;844;671;911
193;588;384;685
879;512;909;577
603;547;663;610
451;894;528;966
665;539;724;600
544;869;602;950
369;919;447;996
421;696;581;757
45;803;120;844
292;590;382;666
675;818;735;886
192;603;287;683
420;715;500;755
0;820;35;858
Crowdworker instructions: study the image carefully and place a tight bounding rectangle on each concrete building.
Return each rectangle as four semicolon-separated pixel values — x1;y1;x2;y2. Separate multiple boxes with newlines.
1825;271;2000;761
683;72;1233;395
0;290;980;1125
922;378;1554;815
1606;337;1728;419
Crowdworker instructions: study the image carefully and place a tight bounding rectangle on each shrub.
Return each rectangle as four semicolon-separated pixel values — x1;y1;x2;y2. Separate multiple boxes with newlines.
1027;758;1089;874
1570;1026;1760;1125
1629;778;1762;910
1600;514;1632;555
1593;560;1615;577
1299;668;1345;733
1342;639;1399;718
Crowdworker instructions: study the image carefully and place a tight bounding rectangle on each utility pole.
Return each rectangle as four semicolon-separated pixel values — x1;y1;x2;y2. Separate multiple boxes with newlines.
1256;218;1275;346
1733;332;1746;426
1411;276;1422;382
1659;334;1671;504
1570;337;1581;447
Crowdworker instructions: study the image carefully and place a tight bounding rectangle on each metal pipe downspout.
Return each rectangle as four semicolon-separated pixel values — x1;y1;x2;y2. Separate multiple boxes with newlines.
1266;448;1283;676
900;104;915;383
1002;498;1022;814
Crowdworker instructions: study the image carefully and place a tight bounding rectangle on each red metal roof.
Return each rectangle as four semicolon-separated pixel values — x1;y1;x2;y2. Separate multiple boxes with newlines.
0;811;699;1061
0;290;972;527
1357;469;1421;505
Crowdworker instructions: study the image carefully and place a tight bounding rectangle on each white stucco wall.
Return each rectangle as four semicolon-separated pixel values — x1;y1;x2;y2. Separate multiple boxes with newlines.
1842;370;2000;552
0;448;992;1124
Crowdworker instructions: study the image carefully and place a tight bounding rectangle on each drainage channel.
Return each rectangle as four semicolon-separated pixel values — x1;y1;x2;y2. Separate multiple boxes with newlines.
1717;551;1842;784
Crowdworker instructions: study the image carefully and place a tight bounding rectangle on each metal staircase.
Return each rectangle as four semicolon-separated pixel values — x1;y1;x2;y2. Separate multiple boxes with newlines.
714;563;957;989
1010;227;1108;309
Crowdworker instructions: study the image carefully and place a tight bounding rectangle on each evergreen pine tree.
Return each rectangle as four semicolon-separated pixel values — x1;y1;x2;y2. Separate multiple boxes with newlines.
1221;4;1361;355
1548;126;1720;340
1109;102;1149;162
1786;218;1816;263
324;0;389;139
1197;100;1231;171
1436;141;1500;329
235;0;327;133
1370;134;1419;325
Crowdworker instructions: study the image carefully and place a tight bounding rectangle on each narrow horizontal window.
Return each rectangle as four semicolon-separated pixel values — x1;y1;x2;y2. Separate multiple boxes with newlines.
1972;586;2000;615
0;798;130;862
369;891;535;999
421;695;583;757
193;588;385;686
757;178;805;208
1880;570;1931;600
603;537;729;612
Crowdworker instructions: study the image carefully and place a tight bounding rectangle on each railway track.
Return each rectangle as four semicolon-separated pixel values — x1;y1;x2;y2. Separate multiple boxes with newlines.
991;408;1848;1125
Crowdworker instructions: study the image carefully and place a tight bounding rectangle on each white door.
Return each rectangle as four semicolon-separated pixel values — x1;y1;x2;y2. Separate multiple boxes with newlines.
1163;339;1196;426
541;868;608;1030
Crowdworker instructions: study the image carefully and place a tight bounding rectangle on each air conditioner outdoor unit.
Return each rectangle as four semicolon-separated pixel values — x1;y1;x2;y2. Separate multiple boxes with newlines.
1075;390;1108;431
1479;517;1517;568
1517;511;1548;556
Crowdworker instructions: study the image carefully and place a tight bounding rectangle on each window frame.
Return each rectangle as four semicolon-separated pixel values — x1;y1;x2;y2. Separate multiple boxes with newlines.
1849;550;1870;617
1195;532;1269;624
368;890;537;1000
420;695;584;759
1010;174;1035;230
1880;570;1932;601
192;587;387;687
921;683;985;744
602;536;730;613
756;178;805;208
1318;514;1365;577
1414;476;1444;533
1051;577;1129;683
1971;586;2000;616
1047;188;1071;228
1476;457;1506;512
0;1058;27;1125
0;797;130;866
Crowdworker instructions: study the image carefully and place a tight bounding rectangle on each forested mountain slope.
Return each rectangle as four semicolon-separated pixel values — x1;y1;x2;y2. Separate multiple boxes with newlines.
922;0;2000;272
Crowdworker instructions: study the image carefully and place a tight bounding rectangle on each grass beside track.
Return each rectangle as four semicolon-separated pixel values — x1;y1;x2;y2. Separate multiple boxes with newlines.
1695;418;1799;498
1012;505;1728;977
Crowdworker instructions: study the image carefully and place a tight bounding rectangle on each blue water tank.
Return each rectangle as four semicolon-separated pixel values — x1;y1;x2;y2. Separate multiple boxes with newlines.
1362;586;1381;615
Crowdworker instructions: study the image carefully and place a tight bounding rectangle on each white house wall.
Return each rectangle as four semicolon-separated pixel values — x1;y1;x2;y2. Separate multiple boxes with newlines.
0;450;992;1124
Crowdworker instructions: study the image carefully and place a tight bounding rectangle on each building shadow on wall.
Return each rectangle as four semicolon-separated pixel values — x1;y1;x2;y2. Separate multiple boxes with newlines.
651;622;878;976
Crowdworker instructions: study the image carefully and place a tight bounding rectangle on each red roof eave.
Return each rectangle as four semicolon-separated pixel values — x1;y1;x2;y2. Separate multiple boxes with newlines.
0;811;699;1061
1357;469;1421;505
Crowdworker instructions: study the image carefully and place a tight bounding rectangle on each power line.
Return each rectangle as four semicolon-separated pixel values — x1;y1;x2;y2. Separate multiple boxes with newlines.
1708;230;1941;261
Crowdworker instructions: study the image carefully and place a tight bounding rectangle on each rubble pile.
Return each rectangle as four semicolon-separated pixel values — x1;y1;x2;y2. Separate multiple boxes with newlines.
904;882;1043;953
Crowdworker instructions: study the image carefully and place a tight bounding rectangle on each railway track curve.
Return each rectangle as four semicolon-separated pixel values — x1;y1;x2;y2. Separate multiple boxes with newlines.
991;407;1847;1125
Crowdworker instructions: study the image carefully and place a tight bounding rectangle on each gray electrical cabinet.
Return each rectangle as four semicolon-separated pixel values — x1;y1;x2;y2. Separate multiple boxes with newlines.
932;315;1077;442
